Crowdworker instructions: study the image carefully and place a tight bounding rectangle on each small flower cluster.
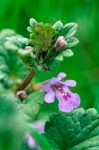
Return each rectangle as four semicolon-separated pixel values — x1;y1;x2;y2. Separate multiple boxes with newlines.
5;18;78;72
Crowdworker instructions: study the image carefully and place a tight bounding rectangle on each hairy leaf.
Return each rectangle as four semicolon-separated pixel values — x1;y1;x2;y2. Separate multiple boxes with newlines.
0;29;28;90
55;49;74;61
53;20;63;35
21;91;44;121
63;23;78;38
30;23;55;53
67;37;79;48
45;108;99;150
0;93;26;150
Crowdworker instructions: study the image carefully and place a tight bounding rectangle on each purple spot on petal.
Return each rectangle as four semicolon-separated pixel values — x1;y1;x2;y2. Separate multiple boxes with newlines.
67;92;71;98
63;95;68;101
63;93;71;101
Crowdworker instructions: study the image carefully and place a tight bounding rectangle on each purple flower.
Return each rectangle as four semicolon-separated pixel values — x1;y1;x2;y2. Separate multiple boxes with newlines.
25;120;45;149
41;72;80;112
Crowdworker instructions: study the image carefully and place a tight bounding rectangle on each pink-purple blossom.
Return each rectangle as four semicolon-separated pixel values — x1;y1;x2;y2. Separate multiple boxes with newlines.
41;72;80;112
25;120;45;149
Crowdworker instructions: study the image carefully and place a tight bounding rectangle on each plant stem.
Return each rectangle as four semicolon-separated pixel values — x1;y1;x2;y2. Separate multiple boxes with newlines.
42;48;55;64
16;68;35;92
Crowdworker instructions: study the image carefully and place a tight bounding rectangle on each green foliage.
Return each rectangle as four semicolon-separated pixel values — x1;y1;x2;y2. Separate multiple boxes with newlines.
21;91;44;121
0;29;28;90
28;126;51;150
31;24;53;52
4;34;36;68
0;1;98;149
52;21;79;62
28;18;37;32
55;49;74;61
5;36;29;49
5;18;79;72
0;93;26;150
1;0;97;110
45;108;99;150
63;23;78;38
0;1;98;110
67;37;79;48
29;22;55;53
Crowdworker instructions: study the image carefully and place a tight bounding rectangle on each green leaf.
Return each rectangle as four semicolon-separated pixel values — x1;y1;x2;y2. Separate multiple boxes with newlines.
53;20;63;32
0;93;26;150
62;23;78;38
17;48;36;67
48;60;59;72
0;29;16;44
21;91;44;121
29;18;37;29
27;18;37;34
5;35;41;70
30;23;55;53
67;37;79;48
55;54;63;61
62;49;74;57
0;29;28;90
45;108;99;150
55;49;74;61
0;48;28;89
5;36;29;50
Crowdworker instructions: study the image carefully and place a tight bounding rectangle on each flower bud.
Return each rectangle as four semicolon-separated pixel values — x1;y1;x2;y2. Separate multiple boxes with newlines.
16;90;27;100
25;46;33;52
55;36;68;51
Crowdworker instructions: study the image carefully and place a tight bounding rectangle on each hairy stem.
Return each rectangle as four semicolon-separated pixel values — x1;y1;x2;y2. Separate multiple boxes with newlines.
16;68;35;92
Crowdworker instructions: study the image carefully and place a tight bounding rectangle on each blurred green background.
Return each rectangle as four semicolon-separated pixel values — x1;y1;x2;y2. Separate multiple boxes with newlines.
0;0;99;111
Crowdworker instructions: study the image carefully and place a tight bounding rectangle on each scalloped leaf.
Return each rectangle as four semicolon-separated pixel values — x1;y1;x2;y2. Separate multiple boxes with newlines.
55;54;63;61
4;36;41;70
67;37;79;48
0;48;28;89
62;23;78;38
55;49;74;61
62;49;74;57
29;18;37;29
0;29;16;44
0;93;26;150
27;18;37;33
30;23;55;53
21;91;44;121
0;29;28;90
45;108;99;150
5;36;29;50
53;20;63;32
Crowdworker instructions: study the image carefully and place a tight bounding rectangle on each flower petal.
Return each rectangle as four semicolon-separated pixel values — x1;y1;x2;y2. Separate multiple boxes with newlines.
26;134;36;148
40;81;51;92
64;80;76;87
58;99;74;112
50;77;59;84
44;88;55;103
57;72;66;80
32;120;45;133
70;93;80;108
55;86;80;112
